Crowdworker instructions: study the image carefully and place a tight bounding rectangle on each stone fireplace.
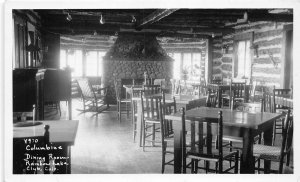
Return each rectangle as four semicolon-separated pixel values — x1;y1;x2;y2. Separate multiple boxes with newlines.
102;33;174;104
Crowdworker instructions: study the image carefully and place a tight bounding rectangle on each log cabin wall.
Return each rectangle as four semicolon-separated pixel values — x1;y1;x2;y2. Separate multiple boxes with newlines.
217;21;292;88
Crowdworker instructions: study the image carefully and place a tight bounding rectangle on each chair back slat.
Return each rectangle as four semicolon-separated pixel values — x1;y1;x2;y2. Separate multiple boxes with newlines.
206;89;218;108
273;86;292;112
143;85;161;95
263;91;275;113
230;80;246;100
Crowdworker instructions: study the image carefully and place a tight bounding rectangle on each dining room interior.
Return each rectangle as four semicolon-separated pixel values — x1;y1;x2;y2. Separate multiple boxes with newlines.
10;7;294;175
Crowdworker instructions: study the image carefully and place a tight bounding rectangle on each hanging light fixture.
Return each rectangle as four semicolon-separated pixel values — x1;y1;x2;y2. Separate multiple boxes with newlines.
99;13;105;24
131;15;136;23
66;13;72;21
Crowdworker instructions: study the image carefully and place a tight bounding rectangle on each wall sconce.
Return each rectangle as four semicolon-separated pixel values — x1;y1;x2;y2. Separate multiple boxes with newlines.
99;13;105;24
222;45;229;54
250;44;259;58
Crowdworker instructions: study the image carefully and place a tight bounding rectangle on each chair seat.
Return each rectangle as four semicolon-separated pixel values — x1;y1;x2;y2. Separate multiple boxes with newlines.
187;147;238;162
117;98;131;102
145;117;160;124
223;136;243;143
253;144;281;161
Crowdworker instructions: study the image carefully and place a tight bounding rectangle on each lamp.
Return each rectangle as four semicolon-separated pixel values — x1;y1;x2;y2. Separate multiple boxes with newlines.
66;13;72;21
99;13;105;24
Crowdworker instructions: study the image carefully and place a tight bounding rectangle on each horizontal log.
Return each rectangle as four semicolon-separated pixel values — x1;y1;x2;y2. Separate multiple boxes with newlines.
213;61;222;66
213;68;222;74
258;47;281;55
252;67;281;74
221;64;232;71
254;38;282;47
253;57;280;64
60;44;111;50
162;47;203;52
254;29;282;40
221;57;232;63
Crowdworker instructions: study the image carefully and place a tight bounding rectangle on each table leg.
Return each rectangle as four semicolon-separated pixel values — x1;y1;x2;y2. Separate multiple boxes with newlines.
263;127;273;174
136;101;143;147
68;99;72;120
240;128;255;173
173;119;183;173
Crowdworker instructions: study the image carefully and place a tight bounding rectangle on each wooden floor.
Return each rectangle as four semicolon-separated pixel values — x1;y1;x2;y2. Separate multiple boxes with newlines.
44;98;293;174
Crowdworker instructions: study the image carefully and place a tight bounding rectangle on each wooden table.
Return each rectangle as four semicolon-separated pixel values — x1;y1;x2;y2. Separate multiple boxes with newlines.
165;107;282;174
13;120;79;174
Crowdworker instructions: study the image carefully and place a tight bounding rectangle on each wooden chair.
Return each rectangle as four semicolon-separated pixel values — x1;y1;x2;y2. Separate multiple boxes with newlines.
272;86;292;144
131;89;143;142
154;79;166;89
114;78;131;122
143;84;161;96
141;93;162;151
160;92;177;173
13;125;51;174
254;109;293;173
229;79;247;110
210;77;222;85
182;109;239;173
171;79;182;95
161;91;176;137
77;78;108;113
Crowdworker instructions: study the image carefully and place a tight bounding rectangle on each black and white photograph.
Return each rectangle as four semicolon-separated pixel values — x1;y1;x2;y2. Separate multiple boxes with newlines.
1;0;299;181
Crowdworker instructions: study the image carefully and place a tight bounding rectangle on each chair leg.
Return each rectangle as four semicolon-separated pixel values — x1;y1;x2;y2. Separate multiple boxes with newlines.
161;142;166;173
234;151;239;174
143;122;146;151
57;102;61;116
83;101;86;111
286;151;291;166
229;141;233;167
118;101;121;122
152;124;156;146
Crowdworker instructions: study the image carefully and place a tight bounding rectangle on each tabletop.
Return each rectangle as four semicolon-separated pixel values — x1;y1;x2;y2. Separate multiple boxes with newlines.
13;120;79;145
165;107;282;130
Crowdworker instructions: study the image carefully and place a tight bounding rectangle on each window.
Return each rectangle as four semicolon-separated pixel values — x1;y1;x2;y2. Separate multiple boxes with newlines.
170;52;202;81
86;51;98;76
235;40;251;78
60;49;105;78
170;53;181;79
60;49;83;77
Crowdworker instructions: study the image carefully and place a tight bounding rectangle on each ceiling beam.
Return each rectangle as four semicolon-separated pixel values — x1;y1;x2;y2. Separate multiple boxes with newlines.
136;9;178;29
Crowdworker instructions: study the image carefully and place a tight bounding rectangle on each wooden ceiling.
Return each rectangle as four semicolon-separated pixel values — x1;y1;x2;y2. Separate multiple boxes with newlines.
35;9;293;38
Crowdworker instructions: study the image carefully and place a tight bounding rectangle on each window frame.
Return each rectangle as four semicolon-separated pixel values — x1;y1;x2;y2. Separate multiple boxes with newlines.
233;32;254;80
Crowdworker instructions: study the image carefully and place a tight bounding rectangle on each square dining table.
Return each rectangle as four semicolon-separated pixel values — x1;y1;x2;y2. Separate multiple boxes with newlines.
165;107;282;174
